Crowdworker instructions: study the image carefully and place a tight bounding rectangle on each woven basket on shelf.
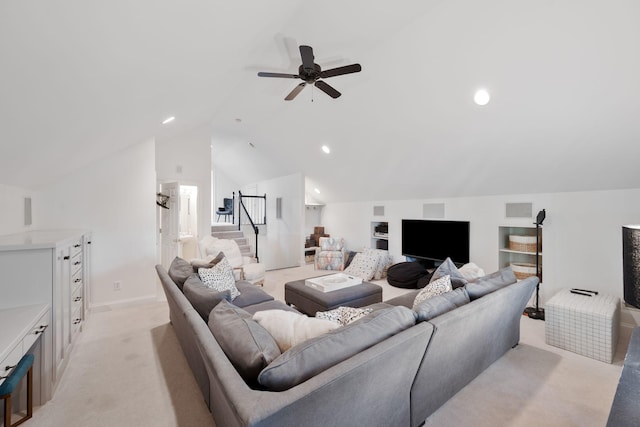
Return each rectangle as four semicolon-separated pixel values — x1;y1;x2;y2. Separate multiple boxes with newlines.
511;262;538;280
508;235;540;253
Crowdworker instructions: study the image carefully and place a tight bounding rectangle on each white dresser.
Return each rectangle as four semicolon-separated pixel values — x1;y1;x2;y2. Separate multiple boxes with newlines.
0;230;92;397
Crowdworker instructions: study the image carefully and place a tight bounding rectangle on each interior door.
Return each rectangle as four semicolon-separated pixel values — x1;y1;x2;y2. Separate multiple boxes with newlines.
160;182;181;269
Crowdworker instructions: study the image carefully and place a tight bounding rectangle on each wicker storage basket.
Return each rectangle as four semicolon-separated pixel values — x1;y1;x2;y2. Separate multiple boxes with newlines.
508;235;540;253
511;263;537;280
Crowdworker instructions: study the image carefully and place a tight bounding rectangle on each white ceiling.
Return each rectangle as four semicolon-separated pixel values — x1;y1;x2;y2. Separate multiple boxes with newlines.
2;0;639;203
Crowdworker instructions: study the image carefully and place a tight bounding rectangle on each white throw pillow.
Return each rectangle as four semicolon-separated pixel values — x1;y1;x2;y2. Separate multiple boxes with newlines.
198;257;240;300
344;252;378;281
412;275;452;309
253;310;340;352
459;262;486;281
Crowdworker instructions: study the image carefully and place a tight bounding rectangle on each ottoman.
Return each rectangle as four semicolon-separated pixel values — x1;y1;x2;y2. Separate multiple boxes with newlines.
545;289;620;363
285;279;383;316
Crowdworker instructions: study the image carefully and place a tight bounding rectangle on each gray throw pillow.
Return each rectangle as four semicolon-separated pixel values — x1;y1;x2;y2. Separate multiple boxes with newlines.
430;257;468;289
183;274;231;321
465;266;517;300
413;287;470;322
168;257;193;291
258;306;416;391
208;300;281;383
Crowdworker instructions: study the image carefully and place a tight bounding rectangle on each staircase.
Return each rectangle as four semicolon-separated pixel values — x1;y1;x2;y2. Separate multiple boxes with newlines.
211;224;254;258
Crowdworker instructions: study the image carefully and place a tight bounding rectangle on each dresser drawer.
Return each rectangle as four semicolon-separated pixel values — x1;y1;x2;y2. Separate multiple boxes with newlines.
0;343;23;386
70;238;83;257
71;268;83;293
71;252;83;275
23;310;50;352
71;286;83;313
71;308;82;338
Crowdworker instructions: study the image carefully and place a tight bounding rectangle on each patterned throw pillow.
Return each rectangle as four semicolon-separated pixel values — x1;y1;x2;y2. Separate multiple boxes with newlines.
198;257;240;300
344;252;378;281
412;275;452;309
316;306;374;326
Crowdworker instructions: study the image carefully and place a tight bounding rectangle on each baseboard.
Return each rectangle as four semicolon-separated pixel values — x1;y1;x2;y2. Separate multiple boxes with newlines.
89;294;160;313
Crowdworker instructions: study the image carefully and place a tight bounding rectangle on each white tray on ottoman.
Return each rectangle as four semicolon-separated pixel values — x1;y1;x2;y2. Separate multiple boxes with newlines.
305;273;363;292
545;289;620;363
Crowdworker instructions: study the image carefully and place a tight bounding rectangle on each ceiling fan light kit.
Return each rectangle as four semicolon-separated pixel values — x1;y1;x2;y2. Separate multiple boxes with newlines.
258;45;362;101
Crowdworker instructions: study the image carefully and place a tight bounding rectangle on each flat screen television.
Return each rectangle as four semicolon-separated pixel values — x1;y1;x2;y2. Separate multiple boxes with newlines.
402;219;470;265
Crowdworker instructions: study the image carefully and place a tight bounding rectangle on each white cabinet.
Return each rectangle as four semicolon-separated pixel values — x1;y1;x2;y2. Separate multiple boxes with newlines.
371;221;389;250
0;230;91;394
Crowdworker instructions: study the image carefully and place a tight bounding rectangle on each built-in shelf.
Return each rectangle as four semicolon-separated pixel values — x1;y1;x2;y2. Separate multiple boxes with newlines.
371;221;389;250
498;225;542;282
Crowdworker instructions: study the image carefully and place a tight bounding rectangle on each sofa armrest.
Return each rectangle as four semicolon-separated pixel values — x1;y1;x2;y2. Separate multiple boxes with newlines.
189;308;433;427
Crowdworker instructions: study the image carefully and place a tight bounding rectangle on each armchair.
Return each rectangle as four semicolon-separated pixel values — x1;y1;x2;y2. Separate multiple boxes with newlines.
315;237;346;271
197;236;265;286
216;198;233;222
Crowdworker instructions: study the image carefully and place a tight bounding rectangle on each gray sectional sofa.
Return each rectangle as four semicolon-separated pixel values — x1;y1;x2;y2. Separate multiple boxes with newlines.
156;263;537;427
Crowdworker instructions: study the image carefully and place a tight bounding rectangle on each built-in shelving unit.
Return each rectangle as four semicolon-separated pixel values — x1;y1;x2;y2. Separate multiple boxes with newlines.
498;226;542;282
371;221;389;250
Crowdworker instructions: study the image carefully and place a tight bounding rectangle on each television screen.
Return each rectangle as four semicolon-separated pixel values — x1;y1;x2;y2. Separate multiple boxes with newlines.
402;219;470;265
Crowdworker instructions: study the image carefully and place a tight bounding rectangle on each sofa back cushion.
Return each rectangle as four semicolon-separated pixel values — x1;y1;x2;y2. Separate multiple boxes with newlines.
208;300;281;383
183;274;231;321
465;267;517;300
257;306;416;391
430;257;468;289
413;287;470;322
168;256;194;291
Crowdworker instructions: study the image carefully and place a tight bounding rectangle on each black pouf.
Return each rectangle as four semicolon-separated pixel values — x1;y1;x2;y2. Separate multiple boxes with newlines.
386;262;431;289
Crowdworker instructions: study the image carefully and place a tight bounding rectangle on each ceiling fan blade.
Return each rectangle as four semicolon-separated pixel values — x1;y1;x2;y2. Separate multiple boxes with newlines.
285;82;306;101
257;72;299;79
315;80;341;99
299;45;315;71
320;63;362;79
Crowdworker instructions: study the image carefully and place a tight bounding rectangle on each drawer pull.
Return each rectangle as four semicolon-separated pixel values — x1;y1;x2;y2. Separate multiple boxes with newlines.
34;325;48;334
74;297;82;302
73;319;81;325
74;278;81;283
74;261;81;266
74;244;81;248
63;256;70;260
4;364;16;371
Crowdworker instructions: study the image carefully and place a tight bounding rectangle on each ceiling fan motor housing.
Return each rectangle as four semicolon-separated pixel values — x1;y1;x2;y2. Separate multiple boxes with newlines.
298;64;322;82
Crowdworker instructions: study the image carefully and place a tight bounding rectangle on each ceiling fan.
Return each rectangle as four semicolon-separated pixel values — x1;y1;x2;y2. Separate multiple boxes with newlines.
257;45;362;101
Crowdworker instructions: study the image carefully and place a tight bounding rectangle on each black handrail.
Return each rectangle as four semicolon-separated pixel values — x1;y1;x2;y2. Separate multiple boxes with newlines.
238;191;267;262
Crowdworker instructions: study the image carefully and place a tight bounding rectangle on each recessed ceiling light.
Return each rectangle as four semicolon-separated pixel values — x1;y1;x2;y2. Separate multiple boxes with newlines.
474;89;490;106
235;118;242;122
314;188;321;194
321;145;331;154
162;116;175;125
248;142;255;148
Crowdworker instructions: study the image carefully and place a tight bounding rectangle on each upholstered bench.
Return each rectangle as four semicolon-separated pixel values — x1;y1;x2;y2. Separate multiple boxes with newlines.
545;289;619;363
285;279;382;316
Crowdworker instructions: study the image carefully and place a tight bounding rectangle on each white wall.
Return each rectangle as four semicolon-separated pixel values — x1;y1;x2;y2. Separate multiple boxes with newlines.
305;205;323;237
0;184;37;235
156;125;212;239
322;188;640;328
35;139;157;307
246;173;305;270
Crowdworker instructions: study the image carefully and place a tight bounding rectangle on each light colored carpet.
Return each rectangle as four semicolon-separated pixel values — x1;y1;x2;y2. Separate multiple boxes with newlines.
29;264;629;427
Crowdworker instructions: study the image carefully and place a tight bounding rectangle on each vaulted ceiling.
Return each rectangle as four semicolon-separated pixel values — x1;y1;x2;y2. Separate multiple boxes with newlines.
2;0;639;203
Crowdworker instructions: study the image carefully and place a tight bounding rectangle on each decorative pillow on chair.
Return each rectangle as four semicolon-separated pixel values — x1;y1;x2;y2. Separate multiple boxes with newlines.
344;252;378;281
253;310;340;352
430;257;468;289
198;257;240;300
413;275;452;309
315;306;374;326
190;251;225;272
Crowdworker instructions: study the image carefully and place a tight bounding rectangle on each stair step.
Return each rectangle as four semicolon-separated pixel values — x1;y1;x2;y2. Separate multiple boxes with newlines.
211;230;244;239
211;224;237;233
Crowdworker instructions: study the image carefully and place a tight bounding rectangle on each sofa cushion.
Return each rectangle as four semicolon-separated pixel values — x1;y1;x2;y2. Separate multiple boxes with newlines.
208;300;281;383
413;287;470;322
315;306;374;326
344;252;378;281
232;280;274;307
168;256;194;291
465;267;517;300
253;310;340;352
258;306;416;391
430;257;468;289
183;274;231;321
413;275;453;309
198;257;240;300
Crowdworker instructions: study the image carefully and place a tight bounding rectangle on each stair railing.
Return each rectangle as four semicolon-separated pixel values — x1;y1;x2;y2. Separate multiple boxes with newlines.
238;191;267;262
